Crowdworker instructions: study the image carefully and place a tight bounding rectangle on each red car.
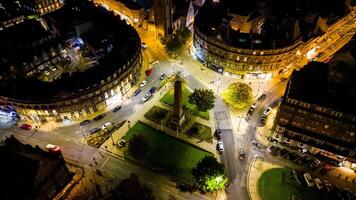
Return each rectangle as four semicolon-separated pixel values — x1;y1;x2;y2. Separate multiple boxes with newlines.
20;123;32;130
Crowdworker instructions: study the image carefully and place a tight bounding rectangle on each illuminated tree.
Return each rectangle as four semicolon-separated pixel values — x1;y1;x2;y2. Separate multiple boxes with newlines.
192;156;228;191
222;82;252;110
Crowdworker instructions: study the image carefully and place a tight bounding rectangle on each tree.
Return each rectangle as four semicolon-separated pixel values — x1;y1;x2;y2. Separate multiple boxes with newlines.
192;156;228;191
128;134;149;160
166;36;183;55
188;89;215;112
221;82;252;110
110;173;155;200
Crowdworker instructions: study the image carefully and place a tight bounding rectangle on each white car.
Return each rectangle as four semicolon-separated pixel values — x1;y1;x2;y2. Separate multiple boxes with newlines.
102;122;112;129
142;92;152;102
46;144;61;152
263;107;272;115
140;80;147;87
49;66;57;71
217;141;224;153
44;70;50;76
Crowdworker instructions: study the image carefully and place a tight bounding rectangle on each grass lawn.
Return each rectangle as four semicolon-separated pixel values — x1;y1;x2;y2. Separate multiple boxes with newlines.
160;86;210;120
123;122;213;184
144;106;168;123
186;123;213;143
258;168;319;200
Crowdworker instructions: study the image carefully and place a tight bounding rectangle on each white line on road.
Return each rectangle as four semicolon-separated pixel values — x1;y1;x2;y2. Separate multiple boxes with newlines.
100;156;110;170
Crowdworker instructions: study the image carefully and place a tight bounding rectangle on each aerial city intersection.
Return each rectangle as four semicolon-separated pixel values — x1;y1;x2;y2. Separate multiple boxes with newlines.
0;0;355;199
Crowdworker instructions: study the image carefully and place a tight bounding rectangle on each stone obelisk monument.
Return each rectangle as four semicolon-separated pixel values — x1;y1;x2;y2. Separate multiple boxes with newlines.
171;74;185;130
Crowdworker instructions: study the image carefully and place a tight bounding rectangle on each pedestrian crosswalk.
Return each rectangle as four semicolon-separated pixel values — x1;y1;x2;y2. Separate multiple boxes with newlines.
179;71;190;79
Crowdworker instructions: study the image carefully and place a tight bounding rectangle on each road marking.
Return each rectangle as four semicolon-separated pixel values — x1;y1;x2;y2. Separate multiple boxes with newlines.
100;156;110;170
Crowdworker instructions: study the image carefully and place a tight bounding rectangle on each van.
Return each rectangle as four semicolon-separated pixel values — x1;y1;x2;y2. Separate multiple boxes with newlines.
303;173;314;187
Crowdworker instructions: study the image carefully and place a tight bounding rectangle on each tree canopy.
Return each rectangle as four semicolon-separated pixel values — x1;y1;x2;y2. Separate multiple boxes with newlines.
192;156;228;191
188;89;215;112
110;173;155;200
221;82;252;110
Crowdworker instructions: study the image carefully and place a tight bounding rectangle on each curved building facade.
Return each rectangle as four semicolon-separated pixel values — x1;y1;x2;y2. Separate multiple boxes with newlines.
192;0;350;79
0;1;142;123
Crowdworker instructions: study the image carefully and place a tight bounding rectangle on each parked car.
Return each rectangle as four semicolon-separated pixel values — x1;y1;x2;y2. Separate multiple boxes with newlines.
283;138;292;145
80;120;90;126
251;102;257;109
102;122;112;129
314;178;323;190
49;66;57;71
160;73;166;80
46;144;61;153
149;87;157;94
260;115;267;126
88;127;101;135
239;151;246;160
280;78;288;82
142;92;152;102
323;180;333;192
215;129;222;140
93;114;105;121
141;43;147;49
20;123;32;130
133;89;142;96
44;70;50;76
263;107;272;115
113;105;122;112
140;80;147;87
310;159;321;169
117;139;127;147
245;108;255;121
217;141;224;153
257;94;267;101
297;142;306;149
303;173;314;187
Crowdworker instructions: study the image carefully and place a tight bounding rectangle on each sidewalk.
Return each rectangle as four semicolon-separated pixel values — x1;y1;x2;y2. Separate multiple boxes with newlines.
247;158;283;200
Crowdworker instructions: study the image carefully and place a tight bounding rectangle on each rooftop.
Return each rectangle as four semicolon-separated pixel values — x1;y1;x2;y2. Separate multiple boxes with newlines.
195;0;349;49
0;136;69;200
287;41;356;115
0;1;141;102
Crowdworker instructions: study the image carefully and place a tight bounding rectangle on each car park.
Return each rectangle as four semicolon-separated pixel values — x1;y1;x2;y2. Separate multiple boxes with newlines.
93;114;105;121
46;144;61;153
88;127;101;135
303;173;314;187
80;120;90;126
239;151;246;160
117;139;126;147
133;89;142;96
160;73;166;80
257;93;267;101
142;92;152;102
314;178;323;190
102;122;112;129
20;123;32;130
263;107;272;115
140;80;147;87
217;141;224;153
113;105;122;112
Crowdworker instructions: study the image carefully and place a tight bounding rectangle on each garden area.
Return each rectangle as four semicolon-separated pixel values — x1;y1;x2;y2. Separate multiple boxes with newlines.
144;106;169;123
186;123;213;143
160;86;210;120
122;121;213;184
258;168;323;200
